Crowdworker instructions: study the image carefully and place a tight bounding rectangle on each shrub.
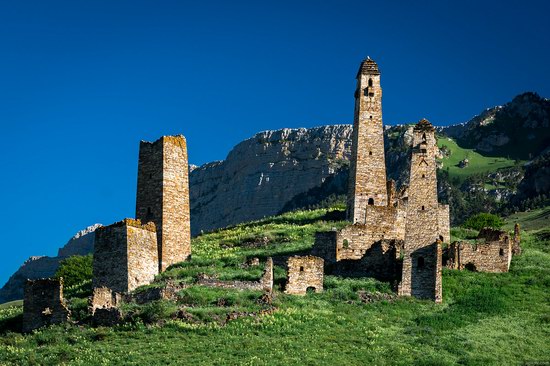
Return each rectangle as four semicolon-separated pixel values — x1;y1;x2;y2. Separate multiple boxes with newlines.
55;254;93;288
462;213;504;231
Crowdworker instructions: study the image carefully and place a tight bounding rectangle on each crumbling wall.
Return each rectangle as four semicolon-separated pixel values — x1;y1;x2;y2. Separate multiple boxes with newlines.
136;135;191;272
446;238;512;273
285;256;324;295
89;287;121;314
196;258;273;292
23;278;70;332
438;204;451;243
93;219;158;293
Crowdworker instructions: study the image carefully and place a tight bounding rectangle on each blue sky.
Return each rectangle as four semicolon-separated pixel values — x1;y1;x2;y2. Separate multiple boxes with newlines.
1;0;549;286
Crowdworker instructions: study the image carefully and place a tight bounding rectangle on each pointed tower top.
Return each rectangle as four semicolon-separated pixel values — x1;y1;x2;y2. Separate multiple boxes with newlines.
414;118;435;132
357;57;380;77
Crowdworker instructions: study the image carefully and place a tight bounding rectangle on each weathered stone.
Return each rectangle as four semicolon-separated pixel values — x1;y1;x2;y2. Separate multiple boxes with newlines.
89;287;121;314
23;278;70;333
93;219;158;293
399;120;442;303
348;57;388;223
446;234;512;273
285;256;324;295
136;135;191;272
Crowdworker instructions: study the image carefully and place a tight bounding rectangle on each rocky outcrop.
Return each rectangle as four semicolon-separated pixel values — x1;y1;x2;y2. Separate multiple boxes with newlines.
0;224;101;303
190;125;353;234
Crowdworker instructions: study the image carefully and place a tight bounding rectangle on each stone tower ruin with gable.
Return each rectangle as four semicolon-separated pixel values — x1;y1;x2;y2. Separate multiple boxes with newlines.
398;119;442;302
347;57;388;224
136;135;191;272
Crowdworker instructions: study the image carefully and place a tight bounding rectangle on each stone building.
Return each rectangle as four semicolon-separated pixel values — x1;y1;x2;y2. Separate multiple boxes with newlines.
312;59;449;302
93;219;159;293
23;278;70;333
347;57;389;223
136;135;191;272
445;227;515;273
285;256;324;295
398;119;443;302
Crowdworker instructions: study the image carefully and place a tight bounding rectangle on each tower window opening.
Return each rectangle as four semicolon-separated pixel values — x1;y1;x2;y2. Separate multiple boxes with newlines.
299;266;304;272
421;205;425;211
368;78;373;87
149;173;153;179
368;198;374;205
422;174;425;178
147;207;152;215
499;248;504;256
422;133;426;141
417;257;425;269
370;116;372;119
369;151;373;156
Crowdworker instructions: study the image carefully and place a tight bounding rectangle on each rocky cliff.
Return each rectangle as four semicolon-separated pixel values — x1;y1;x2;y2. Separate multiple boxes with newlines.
190;125;353;235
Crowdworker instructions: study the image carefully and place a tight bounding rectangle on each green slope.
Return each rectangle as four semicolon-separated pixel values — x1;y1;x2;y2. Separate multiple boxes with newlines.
0;208;549;365
437;136;519;182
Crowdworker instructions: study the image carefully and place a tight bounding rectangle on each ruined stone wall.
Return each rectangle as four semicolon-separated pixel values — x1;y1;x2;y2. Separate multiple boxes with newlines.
348;58;388;223
196;258;273;292
400;120;442;302
93;219;158;293
447;239;512;273
23;278;70;332
285;256;324;295
438;204;451;243
136;135;191;272
89;287;121;314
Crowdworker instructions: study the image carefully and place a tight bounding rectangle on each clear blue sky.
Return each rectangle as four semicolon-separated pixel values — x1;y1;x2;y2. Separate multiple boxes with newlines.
1;0;549;286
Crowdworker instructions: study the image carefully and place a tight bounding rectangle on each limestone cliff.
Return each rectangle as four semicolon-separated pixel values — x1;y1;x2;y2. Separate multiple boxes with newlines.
190;125;353;235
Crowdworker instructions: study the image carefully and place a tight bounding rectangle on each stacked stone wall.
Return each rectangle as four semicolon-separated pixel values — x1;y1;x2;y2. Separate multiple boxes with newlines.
438;204;451;243
23;278;70;332
196;258;273;292
348;58;388;223
285;256;324;295
136;135;191;272
93;219;158;293
447;239;512;273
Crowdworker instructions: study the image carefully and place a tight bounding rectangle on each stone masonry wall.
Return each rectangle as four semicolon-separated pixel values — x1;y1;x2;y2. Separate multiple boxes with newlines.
400;120;442;302
23;278;70;333
348;58;388;223
196;258;273;292
93;219;158;293
438;204;451;243
285;256;324;295
89;287;121;314
447;238;512;273
136;135;191;272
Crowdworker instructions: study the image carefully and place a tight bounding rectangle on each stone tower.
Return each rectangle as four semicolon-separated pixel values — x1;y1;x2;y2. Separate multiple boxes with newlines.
347;57;388;224
399;119;442;302
136;135;191;272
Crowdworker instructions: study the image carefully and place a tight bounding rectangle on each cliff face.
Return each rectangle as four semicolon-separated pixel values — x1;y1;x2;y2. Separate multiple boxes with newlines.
0;224;101;303
190;125;353;235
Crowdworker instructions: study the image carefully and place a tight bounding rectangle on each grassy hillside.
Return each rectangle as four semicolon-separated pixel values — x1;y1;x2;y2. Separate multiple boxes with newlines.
437;136;518;182
0;208;549;365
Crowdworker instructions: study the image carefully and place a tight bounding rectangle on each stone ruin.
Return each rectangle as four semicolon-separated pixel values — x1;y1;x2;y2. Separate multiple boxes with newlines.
197;257;274;292
89;287;123;326
444;226;517;273
93;219;159;294
23;278;70;333
312;58;449;302
285;256;324;295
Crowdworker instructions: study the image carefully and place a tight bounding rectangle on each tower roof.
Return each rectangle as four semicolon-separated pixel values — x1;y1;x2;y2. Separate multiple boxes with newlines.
414;118;435;132
357;56;380;77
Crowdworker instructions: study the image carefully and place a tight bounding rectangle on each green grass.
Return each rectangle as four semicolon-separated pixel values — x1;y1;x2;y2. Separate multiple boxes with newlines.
0;207;549;365
0;300;22;309
437;136;518;182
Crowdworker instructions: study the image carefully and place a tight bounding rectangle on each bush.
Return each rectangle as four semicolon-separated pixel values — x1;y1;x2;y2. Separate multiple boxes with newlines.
462;213;504;231
55;254;93;288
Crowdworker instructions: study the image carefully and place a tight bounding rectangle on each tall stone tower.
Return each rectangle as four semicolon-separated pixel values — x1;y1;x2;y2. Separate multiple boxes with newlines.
347;57;388;224
136;135;191;272
399;119;442;302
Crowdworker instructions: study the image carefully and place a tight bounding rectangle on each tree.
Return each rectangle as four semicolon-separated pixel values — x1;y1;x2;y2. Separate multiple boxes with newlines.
462;213;504;231
54;254;93;288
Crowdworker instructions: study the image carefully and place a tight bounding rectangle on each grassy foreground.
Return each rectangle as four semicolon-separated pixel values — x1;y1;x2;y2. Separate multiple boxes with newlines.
0;208;549;365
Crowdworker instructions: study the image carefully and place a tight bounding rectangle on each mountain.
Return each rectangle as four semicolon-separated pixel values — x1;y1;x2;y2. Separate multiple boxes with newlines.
0;224;101;303
439;92;550;159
